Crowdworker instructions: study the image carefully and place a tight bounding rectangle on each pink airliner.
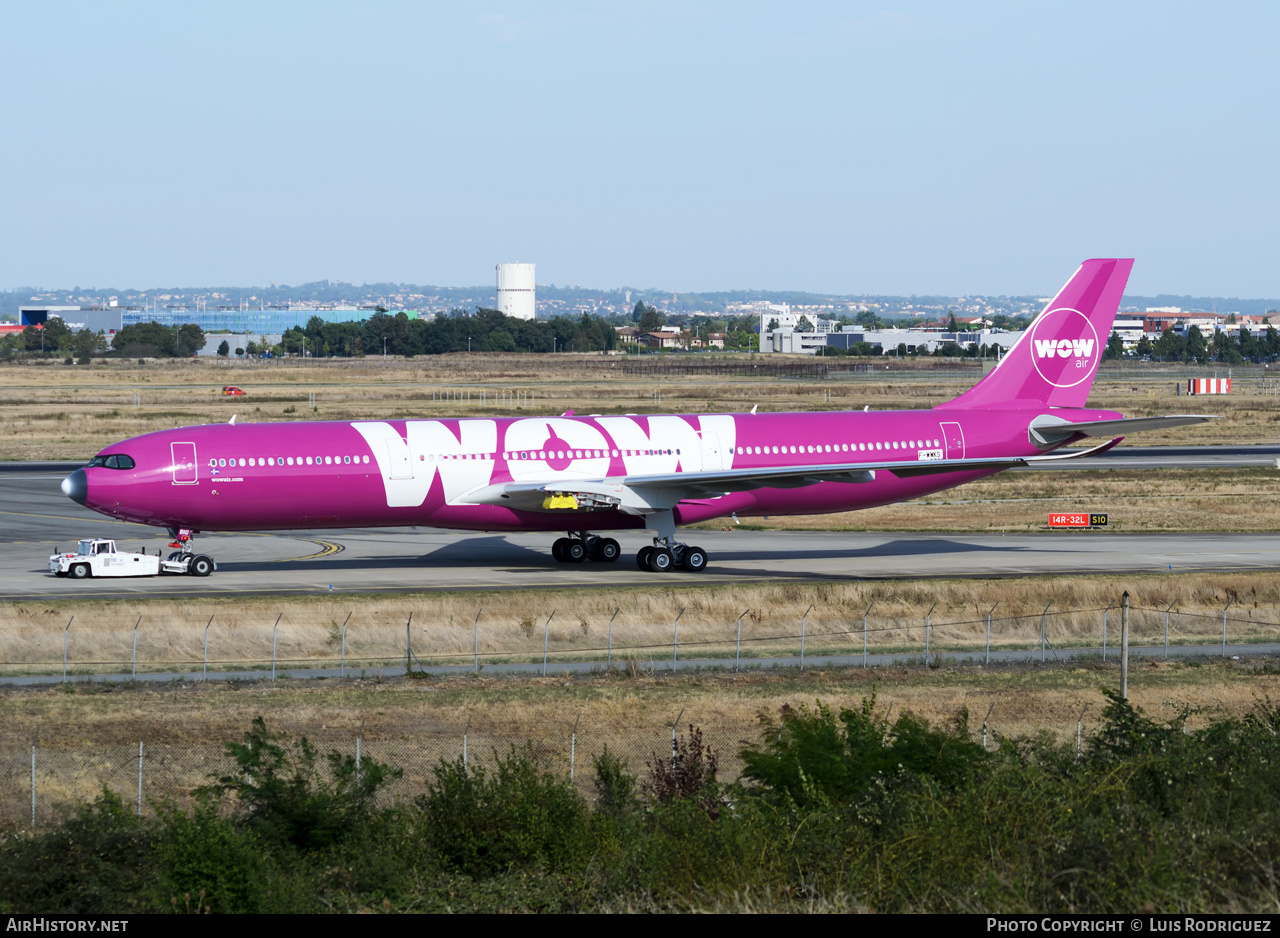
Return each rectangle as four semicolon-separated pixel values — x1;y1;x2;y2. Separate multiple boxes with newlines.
61;259;1211;574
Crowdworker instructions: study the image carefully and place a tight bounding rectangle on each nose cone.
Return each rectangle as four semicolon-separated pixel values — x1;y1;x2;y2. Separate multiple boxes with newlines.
61;468;87;505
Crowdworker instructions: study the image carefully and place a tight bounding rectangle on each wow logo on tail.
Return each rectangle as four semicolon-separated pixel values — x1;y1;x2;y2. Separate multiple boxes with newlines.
939;258;1133;411
1029;308;1100;389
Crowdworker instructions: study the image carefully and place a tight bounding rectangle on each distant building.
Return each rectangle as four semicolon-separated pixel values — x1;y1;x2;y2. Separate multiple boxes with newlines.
497;262;536;320
20;303;382;334
638;332;681;349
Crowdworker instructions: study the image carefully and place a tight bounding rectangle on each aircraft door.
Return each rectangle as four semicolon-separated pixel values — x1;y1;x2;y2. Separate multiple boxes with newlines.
385;439;413;480
939;422;965;460
700;432;723;471
170;442;198;485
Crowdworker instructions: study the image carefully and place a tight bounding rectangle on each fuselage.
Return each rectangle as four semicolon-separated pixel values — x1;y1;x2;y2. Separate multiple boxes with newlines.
72;406;1119;534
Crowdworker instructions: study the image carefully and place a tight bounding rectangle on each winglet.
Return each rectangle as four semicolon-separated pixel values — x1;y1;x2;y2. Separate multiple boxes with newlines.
229;414;236;425
562;409;575;417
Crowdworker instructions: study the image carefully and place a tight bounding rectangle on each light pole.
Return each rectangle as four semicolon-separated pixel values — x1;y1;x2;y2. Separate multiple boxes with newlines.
468;336;471;352
382;336;387;359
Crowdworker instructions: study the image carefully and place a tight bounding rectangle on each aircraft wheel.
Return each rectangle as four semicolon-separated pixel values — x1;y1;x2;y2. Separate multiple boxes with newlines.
597;538;620;563
648;547;674;572
189;555;214;577
552;537;570;562
69;563;91;579
565;540;587;563
681;546;708;572
636;546;654;570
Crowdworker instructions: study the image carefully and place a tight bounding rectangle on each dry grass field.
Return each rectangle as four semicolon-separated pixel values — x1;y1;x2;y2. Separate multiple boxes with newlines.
3;573;1278;677
0;353;1273;461
2;654;1277;826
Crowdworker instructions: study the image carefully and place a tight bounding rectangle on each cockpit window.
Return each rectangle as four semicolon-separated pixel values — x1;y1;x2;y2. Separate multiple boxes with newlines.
87;454;135;470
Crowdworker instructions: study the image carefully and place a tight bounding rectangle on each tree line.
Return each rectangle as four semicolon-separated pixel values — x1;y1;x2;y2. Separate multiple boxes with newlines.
1104;324;1280;364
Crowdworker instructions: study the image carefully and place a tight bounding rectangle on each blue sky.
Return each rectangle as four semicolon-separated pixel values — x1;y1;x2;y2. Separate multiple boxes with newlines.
2;2;1276;296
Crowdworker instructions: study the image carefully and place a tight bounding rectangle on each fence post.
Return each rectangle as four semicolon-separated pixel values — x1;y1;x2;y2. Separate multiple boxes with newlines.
463;714;471;770
925;603;936;666
542;612;555;676
61;614;73;680
607;608;619;669
981;702;996;750
986;603;998;665
1040;603;1051;663
272;613;282;679
1075;704;1090;761
1121;591;1130;700
203;615;213;678
131;615;141;680
570;713;581;781
473;608;482;673
1165;602;1175;660
403;612;413;674
735;610;748;672
1223;595;1235;657
801;604;813;670
671;708;685;766
30;730;38;830
356;719;364;789
137;722;150;817
864;603;873;667
1102;601;1113;661
672;608;684;671
339;612;351;677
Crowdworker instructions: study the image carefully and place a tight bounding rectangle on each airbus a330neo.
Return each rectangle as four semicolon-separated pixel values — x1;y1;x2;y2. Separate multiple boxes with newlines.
61;259;1210;574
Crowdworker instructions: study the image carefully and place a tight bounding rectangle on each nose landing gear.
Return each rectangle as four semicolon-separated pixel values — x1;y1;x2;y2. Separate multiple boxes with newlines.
166;527;215;577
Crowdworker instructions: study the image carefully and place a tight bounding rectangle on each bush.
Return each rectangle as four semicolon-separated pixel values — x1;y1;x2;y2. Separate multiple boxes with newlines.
0;789;156;914
200;716;400;852
739;696;988;807
644;724;721;816
592;746;638;821
418;744;591;878
154;799;268;913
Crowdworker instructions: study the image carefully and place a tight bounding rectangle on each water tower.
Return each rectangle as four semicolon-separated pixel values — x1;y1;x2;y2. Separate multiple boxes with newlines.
496;262;536;320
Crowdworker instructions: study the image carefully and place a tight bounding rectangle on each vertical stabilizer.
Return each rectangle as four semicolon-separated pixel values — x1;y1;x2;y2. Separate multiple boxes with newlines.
938;258;1133;410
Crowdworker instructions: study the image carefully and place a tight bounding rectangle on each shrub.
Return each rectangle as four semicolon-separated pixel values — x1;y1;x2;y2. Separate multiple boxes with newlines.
739;696;988;807
0;788;156;914
200;716;400;852
644;725;721;816
592;746;638;821
154;798;268;913
418;744;591;878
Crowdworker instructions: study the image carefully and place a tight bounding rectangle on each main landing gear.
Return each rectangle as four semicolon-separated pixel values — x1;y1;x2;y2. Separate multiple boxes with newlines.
633;509;708;573
552;532;621;564
167;527;215;577
636;541;708;573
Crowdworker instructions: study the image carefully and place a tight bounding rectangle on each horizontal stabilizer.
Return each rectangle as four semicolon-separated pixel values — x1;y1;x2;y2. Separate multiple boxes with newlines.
1029;413;1216;447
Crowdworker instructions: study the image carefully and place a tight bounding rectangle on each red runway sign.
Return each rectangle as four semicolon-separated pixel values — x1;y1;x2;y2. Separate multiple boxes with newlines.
1049;513;1108;528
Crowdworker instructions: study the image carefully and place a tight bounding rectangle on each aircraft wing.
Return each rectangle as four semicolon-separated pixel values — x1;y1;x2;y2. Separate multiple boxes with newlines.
459;438;1121;513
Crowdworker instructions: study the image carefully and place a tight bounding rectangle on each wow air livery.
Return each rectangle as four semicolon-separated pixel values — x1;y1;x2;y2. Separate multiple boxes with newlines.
61;259;1211;574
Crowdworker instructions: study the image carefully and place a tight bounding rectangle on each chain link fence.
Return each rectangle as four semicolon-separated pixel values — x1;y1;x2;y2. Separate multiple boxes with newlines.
0;672;1253;831
2;599;1277;680
0;710;755;830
